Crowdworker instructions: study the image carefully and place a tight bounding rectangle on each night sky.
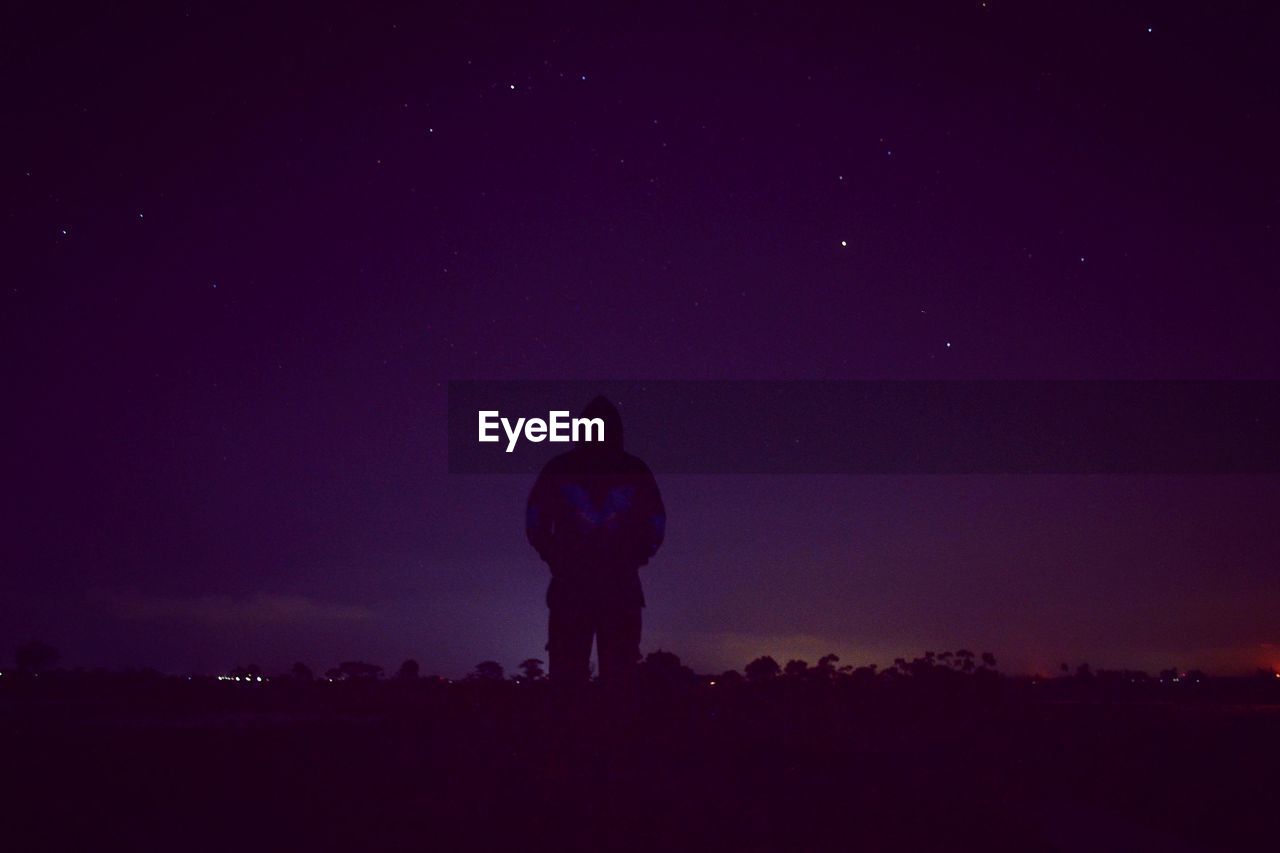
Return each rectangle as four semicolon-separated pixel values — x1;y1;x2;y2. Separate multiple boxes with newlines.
5;2;1278;677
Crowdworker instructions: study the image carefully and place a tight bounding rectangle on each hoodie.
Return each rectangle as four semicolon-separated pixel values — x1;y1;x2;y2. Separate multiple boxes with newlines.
525;396;666;608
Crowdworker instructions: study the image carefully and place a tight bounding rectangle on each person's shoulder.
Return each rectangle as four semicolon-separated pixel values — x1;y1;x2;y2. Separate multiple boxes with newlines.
620;453;656;477
538;451;577;475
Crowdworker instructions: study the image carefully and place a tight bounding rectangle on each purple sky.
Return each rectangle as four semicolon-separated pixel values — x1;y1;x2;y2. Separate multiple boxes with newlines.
4;2;1278;676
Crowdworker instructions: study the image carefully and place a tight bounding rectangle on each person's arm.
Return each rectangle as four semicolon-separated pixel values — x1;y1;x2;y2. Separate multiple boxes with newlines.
637;464;666;564
525;463;556;563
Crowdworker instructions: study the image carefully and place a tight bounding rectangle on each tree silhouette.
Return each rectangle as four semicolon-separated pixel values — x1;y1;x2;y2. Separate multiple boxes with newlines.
15;639;59;673
338;661;383;680
290;662;314;682
744;656;781;682
396;659;420;680
639;650;695;687
850;664;878;685
783;659;809;679
517;658;545;681
471;660;505;681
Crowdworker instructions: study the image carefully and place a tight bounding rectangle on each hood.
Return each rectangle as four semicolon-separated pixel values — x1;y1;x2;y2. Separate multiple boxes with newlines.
578;395;624;454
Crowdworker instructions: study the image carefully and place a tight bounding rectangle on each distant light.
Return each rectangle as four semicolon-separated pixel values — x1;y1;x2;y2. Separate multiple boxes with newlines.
945;341;952;348
1147;26;1153;33
255;676;263;682
509;83;516;90
840;240;847;247
709;680;717;686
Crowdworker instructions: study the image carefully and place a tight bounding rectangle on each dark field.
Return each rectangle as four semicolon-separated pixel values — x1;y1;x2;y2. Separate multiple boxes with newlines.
4;669;1278;853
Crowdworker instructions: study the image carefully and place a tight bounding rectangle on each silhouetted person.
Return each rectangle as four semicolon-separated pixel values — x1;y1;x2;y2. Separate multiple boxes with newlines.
526;395;666;686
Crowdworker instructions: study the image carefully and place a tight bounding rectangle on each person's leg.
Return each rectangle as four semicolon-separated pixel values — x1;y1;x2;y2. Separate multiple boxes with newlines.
547;604;595;685
595;605;642;685
595;604;643;792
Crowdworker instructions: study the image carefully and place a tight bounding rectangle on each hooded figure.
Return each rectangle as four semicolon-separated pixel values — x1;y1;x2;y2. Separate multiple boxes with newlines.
526;395;666;684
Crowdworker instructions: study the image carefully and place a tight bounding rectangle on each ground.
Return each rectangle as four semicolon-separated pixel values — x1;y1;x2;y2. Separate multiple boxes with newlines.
4;674;1276;851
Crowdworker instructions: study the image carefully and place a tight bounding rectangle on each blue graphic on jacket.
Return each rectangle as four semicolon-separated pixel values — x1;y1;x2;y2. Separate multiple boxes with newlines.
561;484;636;532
